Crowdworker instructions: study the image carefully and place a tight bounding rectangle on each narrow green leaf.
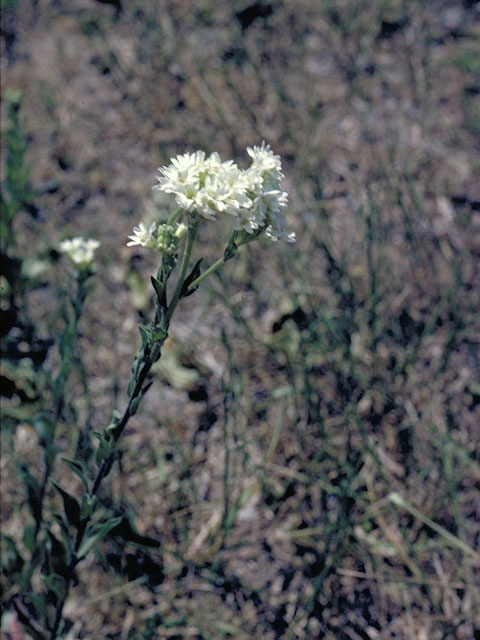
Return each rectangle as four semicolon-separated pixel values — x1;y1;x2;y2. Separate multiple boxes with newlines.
20;465;42;525
223;230;239;261
180;258;203;298
141;380;153;397
61;457;89;490
24;590;48;618
138;324;151;347
94;430;111;464
77;516;122;560
127;374;135;396
46;532;68;578
131;354;142;376
51;481;81;529
151;275;164;304
22;524;35;554
52;510;76;555
130;396;141;415
80;494;96;520
41;572;67;601
150;326;167;342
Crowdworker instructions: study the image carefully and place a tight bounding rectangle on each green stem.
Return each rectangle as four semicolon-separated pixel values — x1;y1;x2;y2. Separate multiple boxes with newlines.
49;336;166;639
188;255;226;291
31;273;88;550
164;222;198;324
167;207;182;225
49;220;256;638
49;226;200;639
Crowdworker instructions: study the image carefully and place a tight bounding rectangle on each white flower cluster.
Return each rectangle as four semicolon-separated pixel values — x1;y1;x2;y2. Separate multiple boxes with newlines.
154;142;295;242
127;221;187;254
60;237;100;269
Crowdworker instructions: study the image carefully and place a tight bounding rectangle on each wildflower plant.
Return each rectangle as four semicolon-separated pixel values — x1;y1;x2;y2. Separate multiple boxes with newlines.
11;143;293;639
59;237;100;271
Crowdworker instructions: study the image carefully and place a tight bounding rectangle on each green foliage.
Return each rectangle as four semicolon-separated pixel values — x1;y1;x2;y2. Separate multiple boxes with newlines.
1;90;34;248
1;535;25;577
0;0;19;11
20;465;43;528
51;482;81;530
454;50;480;74
180;258;203;297
61;458;90;491
77;517;122;560
0;93;52;430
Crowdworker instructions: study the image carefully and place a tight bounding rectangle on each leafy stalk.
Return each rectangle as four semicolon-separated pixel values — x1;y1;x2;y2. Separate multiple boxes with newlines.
164;221;198;324
48;221;199;639
20;270;92;602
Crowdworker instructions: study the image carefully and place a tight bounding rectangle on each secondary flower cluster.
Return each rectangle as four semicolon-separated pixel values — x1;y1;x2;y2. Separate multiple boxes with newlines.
154;142;294;243
60;237;100;269
127;222;187;253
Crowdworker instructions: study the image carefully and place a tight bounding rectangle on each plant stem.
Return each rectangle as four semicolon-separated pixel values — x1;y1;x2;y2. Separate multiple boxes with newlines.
49;223;199;639
26;273;89;594
164;222;198;324
48;339;163;638
187;254;226;291
167;207;182;225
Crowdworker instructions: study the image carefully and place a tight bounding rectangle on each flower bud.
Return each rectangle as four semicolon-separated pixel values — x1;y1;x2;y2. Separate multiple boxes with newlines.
156;222;186;255
174;222;187;239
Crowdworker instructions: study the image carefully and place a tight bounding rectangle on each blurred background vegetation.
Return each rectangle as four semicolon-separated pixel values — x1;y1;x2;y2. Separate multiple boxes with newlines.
1;1;479;638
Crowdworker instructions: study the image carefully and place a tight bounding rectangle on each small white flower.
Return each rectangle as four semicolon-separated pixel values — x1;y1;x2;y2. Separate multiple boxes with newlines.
155;151;205;213
127;221;188;254
60;237;100;269
127;222;157;248
194;167;250;221
265;226;296;243
153;142;295;242
246;141;284;181
240;143;293;241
